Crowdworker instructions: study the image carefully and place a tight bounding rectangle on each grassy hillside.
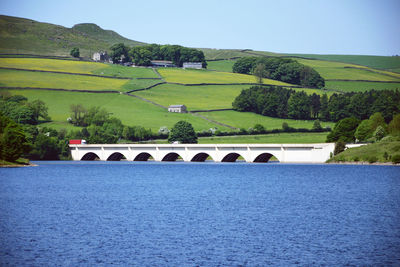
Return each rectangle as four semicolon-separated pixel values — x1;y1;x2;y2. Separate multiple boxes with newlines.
153;132;329;144
199;110;334;130
4;89;227;132
0;15;143;58
286;54;400;72
328;137;400;163
158;68;292;85
72;23;145;47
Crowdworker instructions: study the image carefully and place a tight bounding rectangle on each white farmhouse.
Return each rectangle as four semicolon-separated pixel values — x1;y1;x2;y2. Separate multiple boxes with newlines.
168;105;187;113
183;62;203;69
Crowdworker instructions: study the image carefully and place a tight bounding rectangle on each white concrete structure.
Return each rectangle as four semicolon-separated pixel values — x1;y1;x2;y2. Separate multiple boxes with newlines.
183;62;203;69
168;105;187;113
69;143;335;163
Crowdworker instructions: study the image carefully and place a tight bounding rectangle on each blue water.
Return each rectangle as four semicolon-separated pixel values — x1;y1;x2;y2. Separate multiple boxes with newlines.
1;162;400;266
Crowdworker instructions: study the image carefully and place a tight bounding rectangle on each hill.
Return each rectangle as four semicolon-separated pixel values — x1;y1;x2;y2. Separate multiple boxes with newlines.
72;23;145;48
0;15;144;58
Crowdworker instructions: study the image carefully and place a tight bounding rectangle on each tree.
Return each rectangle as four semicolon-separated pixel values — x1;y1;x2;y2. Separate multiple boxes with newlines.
287;91;311;120
70;47;80;58
310;93;321;119
388;114;400;135
253;124;266;133
312;120;323;131
373;125;386;141
320;94;329;121
168;121;197;144
27;99;50;123
354;119;373;142
326;117;360;143
70;104;87;126
0;115;29;161
29;134;60;160
110;43;130;63
253;63;266;84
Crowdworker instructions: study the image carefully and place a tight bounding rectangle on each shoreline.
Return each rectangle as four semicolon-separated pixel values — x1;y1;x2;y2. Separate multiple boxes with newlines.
0;163;38;168
327;161;399;166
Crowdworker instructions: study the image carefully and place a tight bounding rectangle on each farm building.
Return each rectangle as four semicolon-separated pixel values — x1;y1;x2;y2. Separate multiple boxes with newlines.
168;105;187;113
151;60;176;67
183;62;203;69
92;51;109;62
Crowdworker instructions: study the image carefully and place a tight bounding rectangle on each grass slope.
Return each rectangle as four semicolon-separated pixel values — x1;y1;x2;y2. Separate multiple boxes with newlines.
329;137;400;163
325;81;400;92
206;60;237;72
287;54;400;72
153;132;329;144
295;58;400;81
0;15;143;58
199;110;334;130
134;84;333;111
3;89;229;132
158;68;292;85
72;23;145;47
0;69;129;91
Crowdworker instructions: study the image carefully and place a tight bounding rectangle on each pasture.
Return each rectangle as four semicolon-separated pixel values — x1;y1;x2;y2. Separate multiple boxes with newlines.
206;60;236;72
198;132;329;144
158;68;292;86
154;132;329;144
295;58;400;81
0;57;159;78
199;110;334;130
0;69;129;91
133;84;333;111
325;81;400;92
2;89;230;132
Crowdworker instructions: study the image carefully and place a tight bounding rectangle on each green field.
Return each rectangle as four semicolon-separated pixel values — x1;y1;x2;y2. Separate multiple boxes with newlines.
295;58;400;81
134;83;333;111
325;81;400;92
199;110;334;130
0;69;129;91
134;84;249;110
206;60;236;72
158;68;292;86
153;132;329;144
0;57;159;78
287;54;400;72
3;89;230;132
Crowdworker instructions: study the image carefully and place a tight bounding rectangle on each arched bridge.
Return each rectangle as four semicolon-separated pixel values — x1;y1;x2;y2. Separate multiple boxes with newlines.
69;143;335;163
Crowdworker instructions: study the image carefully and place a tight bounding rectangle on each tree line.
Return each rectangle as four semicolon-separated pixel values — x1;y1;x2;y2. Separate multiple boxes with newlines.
232;57;325;88
232;86;400;122
109;43;207;68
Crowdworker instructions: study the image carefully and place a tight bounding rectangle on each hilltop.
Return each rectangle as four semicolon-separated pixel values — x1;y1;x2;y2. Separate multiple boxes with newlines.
0;15;144;58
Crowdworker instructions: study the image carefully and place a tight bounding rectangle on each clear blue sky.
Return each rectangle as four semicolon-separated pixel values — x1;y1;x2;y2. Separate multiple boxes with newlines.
1;0;399;56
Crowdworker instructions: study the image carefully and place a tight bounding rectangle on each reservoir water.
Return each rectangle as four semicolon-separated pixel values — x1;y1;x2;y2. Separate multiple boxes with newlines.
1;162;399;266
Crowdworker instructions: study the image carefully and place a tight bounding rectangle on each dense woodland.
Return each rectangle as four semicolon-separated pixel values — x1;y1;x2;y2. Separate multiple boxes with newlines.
232;57;325;88
232;86;400;122
110;43;207;67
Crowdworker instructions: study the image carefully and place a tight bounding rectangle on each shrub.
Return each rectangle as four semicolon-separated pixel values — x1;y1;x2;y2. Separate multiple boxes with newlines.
352;156;359;162
334;141;346;155
392;154;400;164
367;155;378;163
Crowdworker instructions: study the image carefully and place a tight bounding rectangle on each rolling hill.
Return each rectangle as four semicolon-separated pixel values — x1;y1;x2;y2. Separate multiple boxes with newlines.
0;15;144;58
1;15;399;144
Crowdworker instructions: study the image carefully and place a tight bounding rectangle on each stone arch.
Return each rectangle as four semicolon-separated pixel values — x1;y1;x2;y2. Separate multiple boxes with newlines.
162;152;182;162
191;152;214;162
134;152;155;161
81;152;100;161
107;152;127;161
221;152;243;162
253;153;277;163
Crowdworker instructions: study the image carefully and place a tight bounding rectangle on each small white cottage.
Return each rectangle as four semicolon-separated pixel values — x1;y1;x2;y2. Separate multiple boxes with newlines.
168;105;187;113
